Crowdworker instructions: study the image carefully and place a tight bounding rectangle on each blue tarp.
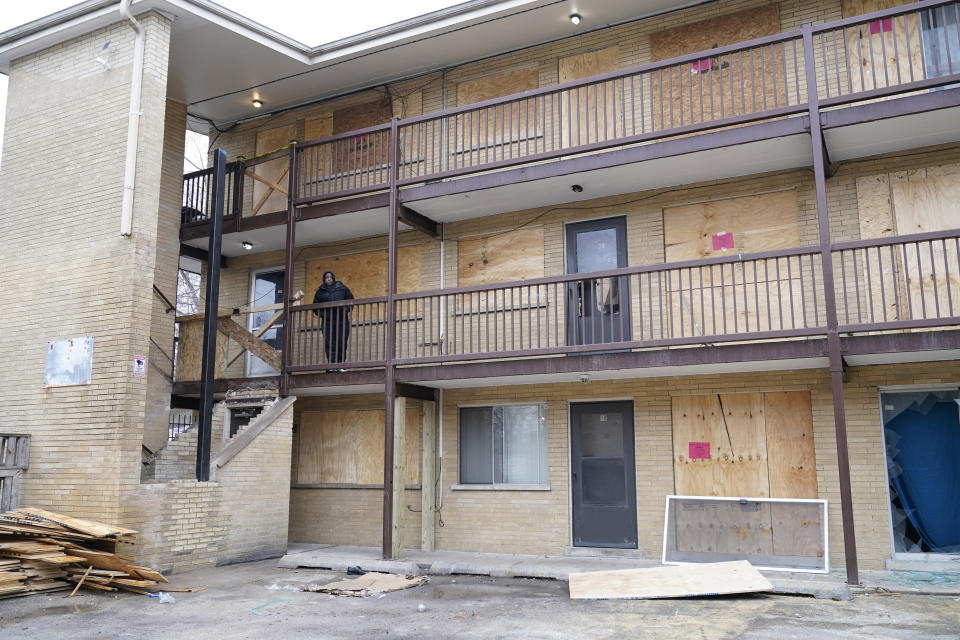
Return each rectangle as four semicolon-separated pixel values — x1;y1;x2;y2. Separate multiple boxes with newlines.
886;401;960;553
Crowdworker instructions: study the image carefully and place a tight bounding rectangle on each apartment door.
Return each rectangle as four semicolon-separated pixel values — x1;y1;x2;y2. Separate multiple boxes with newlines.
565;217;631;346
245;267;285;377
570;401;637;548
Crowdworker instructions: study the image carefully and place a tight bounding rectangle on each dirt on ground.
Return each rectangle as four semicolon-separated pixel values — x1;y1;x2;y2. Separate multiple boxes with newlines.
1;559;958;639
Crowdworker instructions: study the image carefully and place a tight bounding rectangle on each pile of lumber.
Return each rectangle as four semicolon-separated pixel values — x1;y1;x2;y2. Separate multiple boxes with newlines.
0;507;169;599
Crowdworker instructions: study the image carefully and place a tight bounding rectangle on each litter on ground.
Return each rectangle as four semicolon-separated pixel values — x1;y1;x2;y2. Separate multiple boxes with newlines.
302;572;428;597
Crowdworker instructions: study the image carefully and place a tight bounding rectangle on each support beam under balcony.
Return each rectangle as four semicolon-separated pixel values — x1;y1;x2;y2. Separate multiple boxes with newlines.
398;206;439;238
180;243;228;268
420;399;437;552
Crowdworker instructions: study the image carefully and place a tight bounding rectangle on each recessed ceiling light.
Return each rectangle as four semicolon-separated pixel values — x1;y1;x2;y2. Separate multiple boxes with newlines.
569;13;582;25
241;241;254;250
252;99;263;109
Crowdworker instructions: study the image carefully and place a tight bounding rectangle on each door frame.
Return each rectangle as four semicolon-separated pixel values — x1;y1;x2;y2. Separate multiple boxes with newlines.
245;264;285;377
568;398;638;549
877;384;960;562
563;215;631;347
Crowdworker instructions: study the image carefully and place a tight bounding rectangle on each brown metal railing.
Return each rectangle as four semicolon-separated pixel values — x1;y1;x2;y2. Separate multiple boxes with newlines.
812;0;960;105
293;124;394;203
181;161;244;224
287;298;389;370
833;229;960;331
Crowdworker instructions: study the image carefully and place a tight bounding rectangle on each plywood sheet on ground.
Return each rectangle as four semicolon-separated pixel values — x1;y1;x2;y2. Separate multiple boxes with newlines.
764;391;817;499
306;246;422;302
253;124;296;215
891;176;960;320
303;572;428;596
568;560;772;600
175;318;227;381
297;408;421;485
841;0;924;94
559;46;622;147
649;5;784;130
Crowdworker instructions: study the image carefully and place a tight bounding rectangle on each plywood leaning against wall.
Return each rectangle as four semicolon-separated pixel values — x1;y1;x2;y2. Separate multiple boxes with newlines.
649;5;785;131
252;124;297;216
296;407;422;485
558;46;622;147
841;0;924;94
663;190;804;336
455;66;540;157
175;319;227;381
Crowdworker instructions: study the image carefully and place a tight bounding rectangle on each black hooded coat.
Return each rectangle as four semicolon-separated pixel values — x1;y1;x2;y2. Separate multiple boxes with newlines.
313;270;354;363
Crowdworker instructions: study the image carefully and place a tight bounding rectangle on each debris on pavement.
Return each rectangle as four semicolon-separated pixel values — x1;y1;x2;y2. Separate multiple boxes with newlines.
568;560;773;600
0;507;178;599
302;572;428;597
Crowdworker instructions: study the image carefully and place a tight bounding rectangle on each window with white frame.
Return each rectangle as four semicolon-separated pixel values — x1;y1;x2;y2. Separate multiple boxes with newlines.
459;404;548;485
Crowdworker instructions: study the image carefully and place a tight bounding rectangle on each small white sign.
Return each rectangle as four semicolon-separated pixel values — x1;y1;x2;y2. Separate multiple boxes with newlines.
133;355;147;377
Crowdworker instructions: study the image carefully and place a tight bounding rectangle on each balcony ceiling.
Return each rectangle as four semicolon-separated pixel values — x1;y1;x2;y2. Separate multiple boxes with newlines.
0;0;705;128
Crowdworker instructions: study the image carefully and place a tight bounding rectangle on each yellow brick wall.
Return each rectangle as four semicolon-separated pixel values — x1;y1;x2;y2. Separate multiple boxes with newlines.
0;13;172;524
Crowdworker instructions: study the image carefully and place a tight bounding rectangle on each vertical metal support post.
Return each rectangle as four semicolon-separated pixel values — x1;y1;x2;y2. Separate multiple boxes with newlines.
196;148;227;482
281;142;299;397
803;23;859;585
382;118;400;559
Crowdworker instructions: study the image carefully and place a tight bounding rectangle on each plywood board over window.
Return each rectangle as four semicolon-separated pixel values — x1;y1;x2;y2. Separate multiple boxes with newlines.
457;227;545;311
306;246;422;301
455;66;540;159
841;0;924;94
649;5;785;131
671;390;819;557
558;46;622;147
296;407;422;485
252;124;297;216
663;190;804;336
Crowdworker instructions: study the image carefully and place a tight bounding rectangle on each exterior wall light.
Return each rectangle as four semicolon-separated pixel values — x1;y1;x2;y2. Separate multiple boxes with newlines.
570;14;582;25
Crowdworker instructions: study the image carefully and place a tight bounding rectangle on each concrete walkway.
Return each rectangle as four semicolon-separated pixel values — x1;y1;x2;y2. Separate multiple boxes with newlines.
278;544;960;600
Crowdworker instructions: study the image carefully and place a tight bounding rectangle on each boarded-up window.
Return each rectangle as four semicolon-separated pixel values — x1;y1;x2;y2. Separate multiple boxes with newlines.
457;227;545;287
649;5;784;130
671;391;819;558
175;319;227;381
841;0;924;93
663;190;803;335
558;46;622;147
455;66;540;154
332;99;394;171
296;408;421;485
305;246;421;301
855;170;960;322
672;391;817;498
252;124;296;216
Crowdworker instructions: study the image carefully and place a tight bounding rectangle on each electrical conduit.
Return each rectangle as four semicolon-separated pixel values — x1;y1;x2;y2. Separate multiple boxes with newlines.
119;0;144;236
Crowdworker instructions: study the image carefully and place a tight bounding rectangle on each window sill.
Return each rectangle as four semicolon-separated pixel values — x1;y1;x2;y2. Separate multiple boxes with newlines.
450;483;551;491
292;483;422;490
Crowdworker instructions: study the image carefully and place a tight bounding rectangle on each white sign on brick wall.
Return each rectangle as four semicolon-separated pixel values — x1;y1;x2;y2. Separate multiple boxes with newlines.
133;355;147;377
44;336;94;387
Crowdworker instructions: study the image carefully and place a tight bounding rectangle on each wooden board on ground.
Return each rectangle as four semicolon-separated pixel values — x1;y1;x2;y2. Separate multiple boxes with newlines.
13;508;137;537
296;407;422;485
568;560;772;600
302;572;428;596
253;124;297;216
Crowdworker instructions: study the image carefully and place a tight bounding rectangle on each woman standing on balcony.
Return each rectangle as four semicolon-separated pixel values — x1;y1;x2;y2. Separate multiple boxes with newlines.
313;270;354;371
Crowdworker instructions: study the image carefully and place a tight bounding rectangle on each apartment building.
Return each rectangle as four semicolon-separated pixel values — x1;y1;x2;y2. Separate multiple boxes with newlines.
1;0;958;581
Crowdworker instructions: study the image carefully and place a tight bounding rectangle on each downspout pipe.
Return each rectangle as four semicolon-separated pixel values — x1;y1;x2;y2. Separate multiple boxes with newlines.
119;0;144;236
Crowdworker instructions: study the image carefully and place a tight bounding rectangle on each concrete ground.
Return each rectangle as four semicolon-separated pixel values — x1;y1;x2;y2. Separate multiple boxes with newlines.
1;558;959;639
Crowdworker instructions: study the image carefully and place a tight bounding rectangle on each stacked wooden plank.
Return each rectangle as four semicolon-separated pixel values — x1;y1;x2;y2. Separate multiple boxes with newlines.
0;507;169;599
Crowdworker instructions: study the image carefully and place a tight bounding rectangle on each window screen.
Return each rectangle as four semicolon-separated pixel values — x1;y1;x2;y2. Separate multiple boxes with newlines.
459;404;547;484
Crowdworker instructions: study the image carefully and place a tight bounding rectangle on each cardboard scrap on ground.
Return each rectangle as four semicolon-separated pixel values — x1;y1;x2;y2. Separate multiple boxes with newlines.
302;572;428;597
568;560;773;600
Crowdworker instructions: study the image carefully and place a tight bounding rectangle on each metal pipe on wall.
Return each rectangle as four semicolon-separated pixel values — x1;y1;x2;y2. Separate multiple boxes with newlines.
119;0;144;237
